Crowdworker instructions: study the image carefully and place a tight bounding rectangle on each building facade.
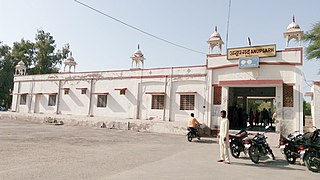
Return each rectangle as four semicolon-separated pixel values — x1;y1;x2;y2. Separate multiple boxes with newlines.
11;18;307;135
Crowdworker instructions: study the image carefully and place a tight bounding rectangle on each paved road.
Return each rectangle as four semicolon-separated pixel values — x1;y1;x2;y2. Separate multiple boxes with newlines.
0;118;318;180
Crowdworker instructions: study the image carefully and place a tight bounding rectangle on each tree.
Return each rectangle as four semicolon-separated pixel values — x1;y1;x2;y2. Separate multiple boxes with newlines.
303;22;320;60
0;42;14;108
0;30;70;109
11;29;70;75
303;100;311;116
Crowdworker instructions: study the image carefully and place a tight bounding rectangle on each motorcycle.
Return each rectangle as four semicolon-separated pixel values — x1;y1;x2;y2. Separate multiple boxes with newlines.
187;124;203;142
279;131;307;164
229;129;253;158
303;128;320;172
248;133;275;163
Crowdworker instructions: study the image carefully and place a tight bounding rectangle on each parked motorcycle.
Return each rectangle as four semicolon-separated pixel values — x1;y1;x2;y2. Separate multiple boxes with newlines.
303;128;320;172
229;129;253;158
279;131;307;164
248;133;275;163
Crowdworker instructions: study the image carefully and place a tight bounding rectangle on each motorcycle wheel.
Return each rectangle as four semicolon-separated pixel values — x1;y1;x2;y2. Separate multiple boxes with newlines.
230;143;241;158
284;147;296;164
249;145;260;164
187;133;192;142
305;153;320;172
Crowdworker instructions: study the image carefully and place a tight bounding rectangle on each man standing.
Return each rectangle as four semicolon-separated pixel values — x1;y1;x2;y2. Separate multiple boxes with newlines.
217;110;230;164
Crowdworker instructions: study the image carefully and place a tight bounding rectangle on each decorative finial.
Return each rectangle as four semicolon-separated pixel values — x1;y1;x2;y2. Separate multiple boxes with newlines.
70;51;72;57
292;15;295;23
215;26;217;32
138;44;140;50
247;37;251;46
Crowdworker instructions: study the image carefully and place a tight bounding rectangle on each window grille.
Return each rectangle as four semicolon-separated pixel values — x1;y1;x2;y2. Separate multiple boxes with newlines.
283;85;293;107
180;95;195;110
214;86;222;105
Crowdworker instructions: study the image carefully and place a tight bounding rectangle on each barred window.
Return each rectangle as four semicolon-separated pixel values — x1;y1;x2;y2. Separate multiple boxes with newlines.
283;85;293;107
151;95;164;109
120;89;126;95
97;95;107;107
64;89;69;95
48;95;56;106
81;89;87;94
20;94;27;105
180;95;195;110
213;86;222;105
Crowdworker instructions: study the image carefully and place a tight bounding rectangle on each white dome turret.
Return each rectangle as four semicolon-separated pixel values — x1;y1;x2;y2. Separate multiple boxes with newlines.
286;16;301;31
63;51;77;72
15;60;26;75
283;16;303;48
131;44;145;68
207;26;224;54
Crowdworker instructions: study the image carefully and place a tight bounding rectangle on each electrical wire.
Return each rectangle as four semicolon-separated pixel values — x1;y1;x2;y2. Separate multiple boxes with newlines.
73;0;206;55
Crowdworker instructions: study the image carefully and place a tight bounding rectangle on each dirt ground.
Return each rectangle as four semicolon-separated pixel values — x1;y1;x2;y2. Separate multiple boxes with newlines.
1;117;319;180
0;118;189;180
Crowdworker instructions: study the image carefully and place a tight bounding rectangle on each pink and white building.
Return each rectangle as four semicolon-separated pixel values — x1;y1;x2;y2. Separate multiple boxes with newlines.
11;17;308;135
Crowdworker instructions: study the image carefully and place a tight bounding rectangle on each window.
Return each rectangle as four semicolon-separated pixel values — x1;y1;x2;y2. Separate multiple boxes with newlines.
151;95;164;109
213;86;222;105
81;89;87;94
180;95;195;110
97;95;107;107
20;94;27;105
120;89;126;95
48;95;56;106
283;84;293;107
64;89;69;95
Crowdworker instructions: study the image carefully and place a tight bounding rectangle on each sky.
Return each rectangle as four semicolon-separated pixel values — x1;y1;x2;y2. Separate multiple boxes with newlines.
0;0;319;96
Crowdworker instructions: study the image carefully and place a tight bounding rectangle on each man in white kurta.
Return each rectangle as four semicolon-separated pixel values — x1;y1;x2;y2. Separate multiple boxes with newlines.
218;110;230;164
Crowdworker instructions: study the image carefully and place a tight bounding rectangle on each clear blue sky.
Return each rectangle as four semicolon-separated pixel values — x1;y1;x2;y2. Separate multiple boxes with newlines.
0;0;319;95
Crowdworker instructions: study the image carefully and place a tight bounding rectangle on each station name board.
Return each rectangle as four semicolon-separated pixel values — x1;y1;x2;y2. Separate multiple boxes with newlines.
227;44;276;60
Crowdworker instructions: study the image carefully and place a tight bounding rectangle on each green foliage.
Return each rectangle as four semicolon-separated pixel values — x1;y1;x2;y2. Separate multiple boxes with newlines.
0;42;14;108
0;30;70;108
302;22;320;60
303;100;311;116
11;30;70;74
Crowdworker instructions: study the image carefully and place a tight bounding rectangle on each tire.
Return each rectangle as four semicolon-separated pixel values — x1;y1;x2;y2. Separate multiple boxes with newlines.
305;153;320;172
249;145;260;164
230;142;241;158
284;147;296;164
187;133;192;142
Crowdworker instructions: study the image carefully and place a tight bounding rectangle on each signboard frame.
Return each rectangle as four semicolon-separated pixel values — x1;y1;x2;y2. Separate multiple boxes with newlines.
227;44;276;60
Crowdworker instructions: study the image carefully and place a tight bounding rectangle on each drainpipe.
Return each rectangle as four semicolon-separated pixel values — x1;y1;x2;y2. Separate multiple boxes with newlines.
163;75;168;121
56;80;62;114
88;79;94;117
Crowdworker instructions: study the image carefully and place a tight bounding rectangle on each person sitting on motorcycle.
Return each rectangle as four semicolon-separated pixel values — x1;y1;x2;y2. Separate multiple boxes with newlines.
188;113;201;138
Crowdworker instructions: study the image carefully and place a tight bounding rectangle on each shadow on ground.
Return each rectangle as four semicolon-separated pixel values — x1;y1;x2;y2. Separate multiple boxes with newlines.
231;158;306;171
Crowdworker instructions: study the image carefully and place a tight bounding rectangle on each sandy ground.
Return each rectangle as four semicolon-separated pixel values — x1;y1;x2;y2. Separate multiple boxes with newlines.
0;118;190;180
0;117;319;180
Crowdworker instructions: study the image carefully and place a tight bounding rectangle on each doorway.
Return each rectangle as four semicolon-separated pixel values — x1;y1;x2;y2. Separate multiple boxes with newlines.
228;87;276;131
